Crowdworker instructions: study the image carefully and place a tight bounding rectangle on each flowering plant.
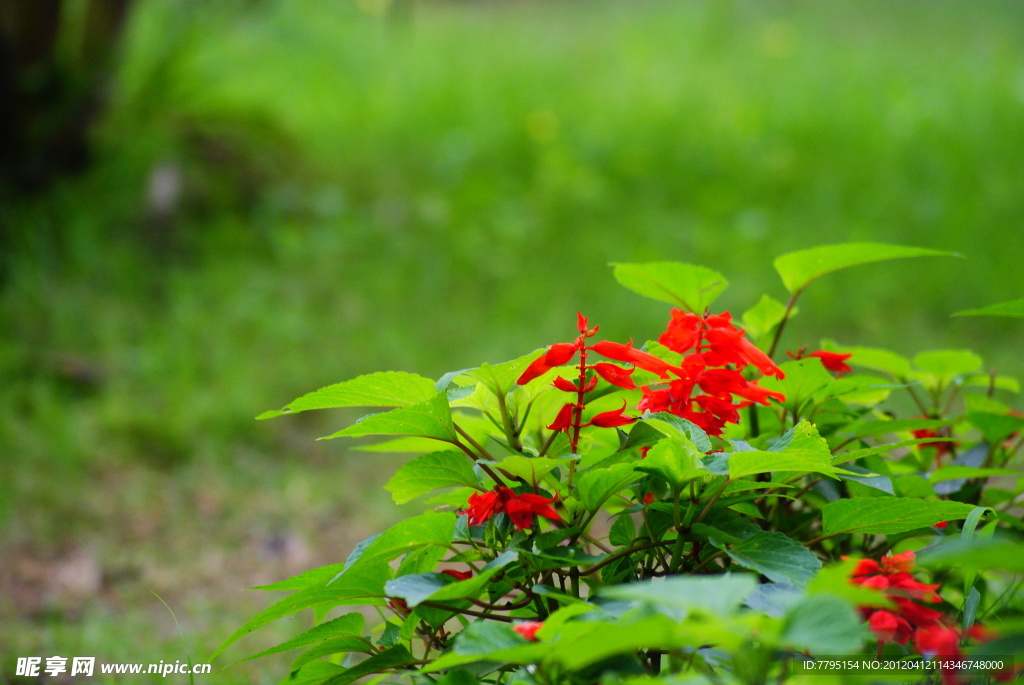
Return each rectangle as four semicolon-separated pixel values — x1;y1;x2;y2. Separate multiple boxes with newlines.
220;244;1024;685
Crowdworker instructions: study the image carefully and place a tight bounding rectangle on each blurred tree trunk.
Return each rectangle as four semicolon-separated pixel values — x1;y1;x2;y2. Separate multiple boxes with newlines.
0;0;133;270
0;0;133;189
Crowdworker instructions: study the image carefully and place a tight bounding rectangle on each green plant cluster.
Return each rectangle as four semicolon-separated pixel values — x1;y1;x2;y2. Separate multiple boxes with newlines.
221;243;1024;685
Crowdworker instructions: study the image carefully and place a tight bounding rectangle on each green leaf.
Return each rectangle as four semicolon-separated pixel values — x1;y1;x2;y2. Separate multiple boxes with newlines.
321;645;418;685
917;537;1024;573
719;531;821;587
213;562;389;659
258;372;437;419
543;614;685;671
428;551;519;603
826;343;914;378
425;622;547;671
383;573;453;608
759;359;835;410
455;350;547;395
742;294;790;342
334;511;457;579
577;463;641;511
385;450;479;504
929;466;1018;484
912;350;982;381
773;243;956;295
609;513;636;546
954;297;1024;317
600;573;758;616
322;392;455;441
822;497;978;536
634;433;707;491
283;661;345;685
841;418;954;440
252;563;347;591
967;412;1024;444
728;421;837;480
234;613;369;665
611;261;728;312
642;412;713;453
782;596;866;654
493;455;562;484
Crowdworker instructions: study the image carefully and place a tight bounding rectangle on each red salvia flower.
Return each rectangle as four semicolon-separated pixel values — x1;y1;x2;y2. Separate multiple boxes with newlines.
440;569;473;581
513;621;544;641
592;362;636;390
547;403;575;432
464;487;561;531
587;400;634;428
787;348;853;377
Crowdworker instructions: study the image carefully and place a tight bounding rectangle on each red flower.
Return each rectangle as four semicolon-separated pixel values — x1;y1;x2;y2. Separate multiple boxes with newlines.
934;521;949;529
465;487;561;531
547;403;576;432
868;609;914;645
912;424;954;460
787;348;853;377
589;340;676;379
587;400;635;428
518;343;579;385
441;569;473;581
592;362;636;390
513;621;544;641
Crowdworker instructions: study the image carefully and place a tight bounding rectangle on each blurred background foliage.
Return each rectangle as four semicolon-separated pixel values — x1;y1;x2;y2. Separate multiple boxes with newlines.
1;0;1023;682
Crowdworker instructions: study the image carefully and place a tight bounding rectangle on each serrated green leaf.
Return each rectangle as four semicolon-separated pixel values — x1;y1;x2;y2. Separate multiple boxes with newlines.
760;359;835;410
642;412;713;453
928;466;1019;484
742;294;790;342
577;463;641;511
720;531;821;587
841;418;955;440
609;513;637;546
234;613;368;665
252;563;347;592
383;573;452;608
455;350;547;395
822;497;978;535
634;434;707;491
782;596;866;654
258;372;437;420
493;455;562;484
954;297;1024;317
322;392;455;441
612;261;728;312
601;573;758;616
213;562;389;659
384;450;479;504
912;350;982;381
966;412;1024;444
320;645;418;685
917;537;1024;572
826;343;914;378
728;421;837;480
333;512;457;581
774;243;956;295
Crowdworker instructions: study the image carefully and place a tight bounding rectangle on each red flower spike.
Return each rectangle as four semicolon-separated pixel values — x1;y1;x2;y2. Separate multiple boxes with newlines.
517;343;579;385
881;550;916;574
590;340;675;379
869;609;914;645
503;492;561;530
513;621;544;642
441;569;472;581
465;490;503;526
553;376;578;392
547;403;575;432
592;362;636;389
588;400;634;427
809;350;853;376
465;487;561;531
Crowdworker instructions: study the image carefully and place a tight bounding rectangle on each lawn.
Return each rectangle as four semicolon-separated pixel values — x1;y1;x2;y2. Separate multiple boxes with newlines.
1;1;1023;682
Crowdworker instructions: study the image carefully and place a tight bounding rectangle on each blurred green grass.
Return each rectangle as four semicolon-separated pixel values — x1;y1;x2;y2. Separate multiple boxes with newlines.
2;0;1024;681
